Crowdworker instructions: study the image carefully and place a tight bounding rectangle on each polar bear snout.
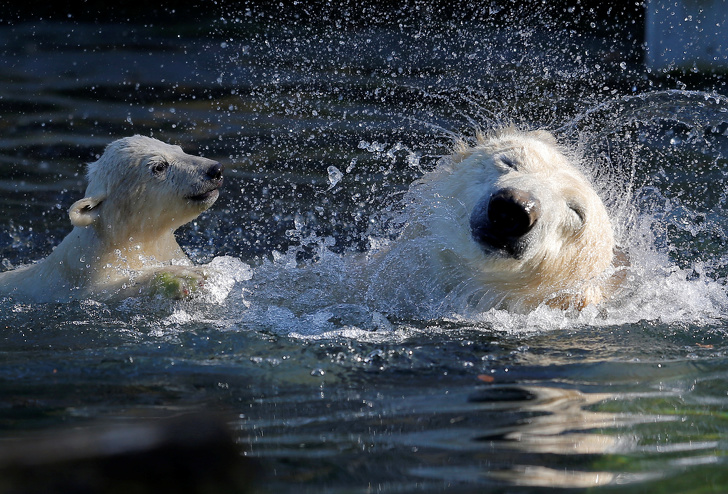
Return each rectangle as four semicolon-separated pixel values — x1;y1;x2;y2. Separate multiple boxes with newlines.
470;188;541;257
185;161;224;204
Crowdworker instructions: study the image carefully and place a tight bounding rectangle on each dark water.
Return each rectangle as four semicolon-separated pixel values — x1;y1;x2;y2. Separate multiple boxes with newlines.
2;4;728;493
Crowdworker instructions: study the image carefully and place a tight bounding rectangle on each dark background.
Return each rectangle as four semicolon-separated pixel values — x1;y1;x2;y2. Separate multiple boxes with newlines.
3;0;645;36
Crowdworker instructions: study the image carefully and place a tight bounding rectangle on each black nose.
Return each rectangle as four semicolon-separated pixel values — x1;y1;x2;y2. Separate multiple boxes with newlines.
470;188;541;256
206;162;224;181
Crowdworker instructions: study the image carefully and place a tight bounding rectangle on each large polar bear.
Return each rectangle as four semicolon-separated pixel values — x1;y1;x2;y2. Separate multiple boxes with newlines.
0;135;223;303
368;128;624;314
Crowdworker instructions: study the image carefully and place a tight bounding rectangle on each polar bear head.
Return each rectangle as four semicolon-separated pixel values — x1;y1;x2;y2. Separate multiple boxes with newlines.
419;128;617;311
69;135;223;243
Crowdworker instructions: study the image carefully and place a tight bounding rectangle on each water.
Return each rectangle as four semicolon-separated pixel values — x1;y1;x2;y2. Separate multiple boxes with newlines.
2;4;728;492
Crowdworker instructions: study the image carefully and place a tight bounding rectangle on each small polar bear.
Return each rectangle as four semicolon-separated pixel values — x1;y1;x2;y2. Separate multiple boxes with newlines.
368;128;625;314
0;135;223;303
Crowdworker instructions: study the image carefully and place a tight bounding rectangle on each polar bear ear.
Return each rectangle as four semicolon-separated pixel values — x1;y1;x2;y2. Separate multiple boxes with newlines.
69;196;105;228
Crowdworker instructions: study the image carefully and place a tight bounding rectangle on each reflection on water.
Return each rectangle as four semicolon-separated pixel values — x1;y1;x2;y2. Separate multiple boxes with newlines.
1;4;728;493
395;385;631;487
475;386;654;487
473;386;628;455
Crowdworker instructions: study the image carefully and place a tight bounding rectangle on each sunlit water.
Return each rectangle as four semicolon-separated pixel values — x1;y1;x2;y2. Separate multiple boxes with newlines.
2;5;728;492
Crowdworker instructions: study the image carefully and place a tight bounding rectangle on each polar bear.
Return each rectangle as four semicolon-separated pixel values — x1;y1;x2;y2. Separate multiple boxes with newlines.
0;135;223;303
368;128;624;313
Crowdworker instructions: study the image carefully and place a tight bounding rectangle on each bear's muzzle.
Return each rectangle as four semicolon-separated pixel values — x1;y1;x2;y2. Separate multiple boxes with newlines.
187;162;224;204
470;187;541;257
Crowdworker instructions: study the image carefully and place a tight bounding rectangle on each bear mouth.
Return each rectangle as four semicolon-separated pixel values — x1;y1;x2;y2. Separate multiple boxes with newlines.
187;186;220;203
472;231;526;259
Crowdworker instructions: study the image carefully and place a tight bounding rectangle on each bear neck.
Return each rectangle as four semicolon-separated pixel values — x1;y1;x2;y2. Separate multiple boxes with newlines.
41;224;188;288
97;224;188;269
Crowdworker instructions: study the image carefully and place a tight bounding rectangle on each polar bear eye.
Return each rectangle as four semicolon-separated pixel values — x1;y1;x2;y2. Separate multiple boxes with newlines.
497;155;517;170
150;159;170;176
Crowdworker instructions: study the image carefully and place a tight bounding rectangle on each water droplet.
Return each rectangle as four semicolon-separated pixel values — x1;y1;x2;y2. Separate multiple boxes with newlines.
327;165;344;190
346;158;357;173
